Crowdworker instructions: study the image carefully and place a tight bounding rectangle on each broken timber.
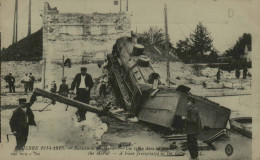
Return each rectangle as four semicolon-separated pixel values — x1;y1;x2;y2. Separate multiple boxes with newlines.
31;88;102;114
30;88;124;121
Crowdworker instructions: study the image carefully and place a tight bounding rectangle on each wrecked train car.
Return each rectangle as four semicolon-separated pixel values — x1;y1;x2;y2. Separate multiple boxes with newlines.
107;36;231;130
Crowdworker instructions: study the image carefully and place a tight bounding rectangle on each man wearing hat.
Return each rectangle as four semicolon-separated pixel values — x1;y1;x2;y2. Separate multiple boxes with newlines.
5;73;16;93
70;67;94;122
58;78;69;97
182;97;202;160
9;98;36;151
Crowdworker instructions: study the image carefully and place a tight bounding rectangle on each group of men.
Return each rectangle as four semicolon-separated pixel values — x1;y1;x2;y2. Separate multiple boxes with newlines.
9;67;93;151
216;67;249;80
22;73;35;93
235;67;248;79
5;73;35;93
9;66;202;160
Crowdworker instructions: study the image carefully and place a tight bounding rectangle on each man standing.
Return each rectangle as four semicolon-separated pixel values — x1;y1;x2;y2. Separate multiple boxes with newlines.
243;66;248;79
5;73;15;93
216;68;221;80
99;78;107;97
29;73;35;92
9;98;36;151
235;68;240;79
22;73;31;94
182;97;202;160
70;67;94;122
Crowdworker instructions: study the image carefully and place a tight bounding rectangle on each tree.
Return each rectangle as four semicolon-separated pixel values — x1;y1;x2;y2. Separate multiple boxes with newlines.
175;38;192;63
140;27;165;48
224;48;233;57
232;33;251;59
208;48;219;63
223;33;251;59
190;22;213;56
175;22;215;63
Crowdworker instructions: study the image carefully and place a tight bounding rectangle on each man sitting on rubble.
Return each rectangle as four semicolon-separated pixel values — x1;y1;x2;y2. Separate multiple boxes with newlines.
182;97;202;160
70;67;94;122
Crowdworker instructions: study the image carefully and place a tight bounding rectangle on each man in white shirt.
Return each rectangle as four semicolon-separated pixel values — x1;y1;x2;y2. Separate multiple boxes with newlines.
22;73;31;94
70;67;94;122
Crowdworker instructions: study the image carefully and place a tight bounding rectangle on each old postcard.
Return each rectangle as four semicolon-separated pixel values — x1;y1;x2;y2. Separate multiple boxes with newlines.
1;0;260;159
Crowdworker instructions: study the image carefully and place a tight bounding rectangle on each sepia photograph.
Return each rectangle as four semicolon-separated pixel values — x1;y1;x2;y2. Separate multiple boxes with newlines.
0;0;259;159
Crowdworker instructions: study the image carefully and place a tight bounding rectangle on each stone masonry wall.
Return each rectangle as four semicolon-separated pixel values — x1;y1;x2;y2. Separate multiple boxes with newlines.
42;2;131;87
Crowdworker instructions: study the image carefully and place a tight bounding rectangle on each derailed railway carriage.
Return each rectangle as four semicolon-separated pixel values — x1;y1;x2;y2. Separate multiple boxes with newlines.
107;36;231;130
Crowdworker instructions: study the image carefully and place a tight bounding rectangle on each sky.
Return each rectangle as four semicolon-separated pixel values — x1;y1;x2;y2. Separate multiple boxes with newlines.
0;0;257;53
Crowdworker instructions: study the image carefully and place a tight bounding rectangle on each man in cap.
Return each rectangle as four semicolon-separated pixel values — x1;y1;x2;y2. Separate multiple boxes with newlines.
58;78;69;97
182;97;202;160
29;73;35;92
70;67;94;122
9;98;36;151
5;73;16;93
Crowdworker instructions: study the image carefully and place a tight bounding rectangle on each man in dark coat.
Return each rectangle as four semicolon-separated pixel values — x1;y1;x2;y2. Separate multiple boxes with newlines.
182;97;202;160
29;73;35;92
70;67;94;122
235;68;240;79
5;73;16;93
59;78;69;97
216;68;221;80
243;66;248;79
9;98;36;151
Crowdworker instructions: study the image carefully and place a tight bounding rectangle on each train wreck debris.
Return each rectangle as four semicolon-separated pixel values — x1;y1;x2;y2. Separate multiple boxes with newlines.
107;36;231;130
29;88;124;121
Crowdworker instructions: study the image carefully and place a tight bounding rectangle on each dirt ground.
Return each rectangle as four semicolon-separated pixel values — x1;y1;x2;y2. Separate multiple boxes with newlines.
0;61;252;160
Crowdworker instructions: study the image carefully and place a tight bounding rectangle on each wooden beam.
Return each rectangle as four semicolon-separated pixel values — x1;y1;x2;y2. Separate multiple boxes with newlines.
33;88;102;114
31;88;126;122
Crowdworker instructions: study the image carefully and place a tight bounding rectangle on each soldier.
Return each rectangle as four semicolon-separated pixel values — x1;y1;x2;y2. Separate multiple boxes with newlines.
9;98;36;151
70;67;94;122
182;97;202;160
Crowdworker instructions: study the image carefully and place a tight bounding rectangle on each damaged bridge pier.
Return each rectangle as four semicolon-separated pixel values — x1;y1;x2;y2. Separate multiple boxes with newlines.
42;2;131;87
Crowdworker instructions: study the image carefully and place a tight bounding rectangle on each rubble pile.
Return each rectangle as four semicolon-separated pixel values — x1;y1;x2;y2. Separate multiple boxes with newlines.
152;61;199;85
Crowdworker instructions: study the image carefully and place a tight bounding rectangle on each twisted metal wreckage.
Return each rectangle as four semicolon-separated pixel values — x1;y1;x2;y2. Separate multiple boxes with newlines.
21;36;251;147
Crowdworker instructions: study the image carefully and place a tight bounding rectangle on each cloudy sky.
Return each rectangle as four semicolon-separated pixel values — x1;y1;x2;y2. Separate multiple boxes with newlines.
0;0;258;53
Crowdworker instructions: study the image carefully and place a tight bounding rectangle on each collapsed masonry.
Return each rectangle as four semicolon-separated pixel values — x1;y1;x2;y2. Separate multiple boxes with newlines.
42;2;131;87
